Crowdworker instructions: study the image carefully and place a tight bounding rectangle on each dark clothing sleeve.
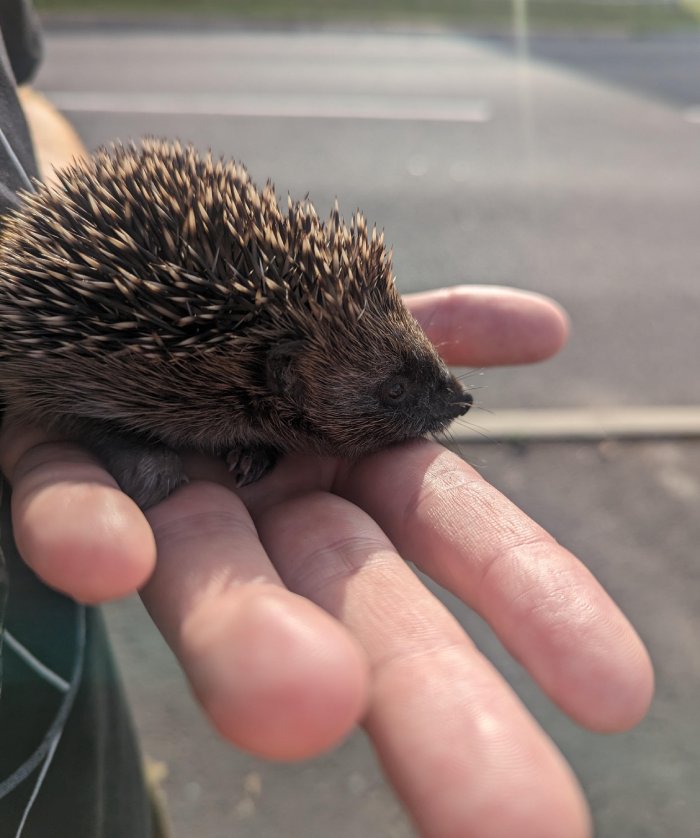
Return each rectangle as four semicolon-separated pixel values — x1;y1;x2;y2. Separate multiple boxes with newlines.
0;8;154;837
0;0;43;85
0;2;40;213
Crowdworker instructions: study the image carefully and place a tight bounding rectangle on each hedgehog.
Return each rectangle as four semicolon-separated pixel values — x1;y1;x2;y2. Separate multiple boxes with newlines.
0;139;472;509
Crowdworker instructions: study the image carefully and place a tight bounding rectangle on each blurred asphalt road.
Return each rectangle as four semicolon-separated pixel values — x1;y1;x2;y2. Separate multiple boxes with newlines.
32;24;700;837
35;26;700;411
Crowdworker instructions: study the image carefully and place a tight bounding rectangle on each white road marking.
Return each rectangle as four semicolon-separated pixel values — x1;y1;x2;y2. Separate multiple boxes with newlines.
46;91;492;124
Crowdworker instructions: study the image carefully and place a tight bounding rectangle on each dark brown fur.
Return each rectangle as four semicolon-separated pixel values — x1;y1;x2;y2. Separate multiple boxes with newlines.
0;140;471;507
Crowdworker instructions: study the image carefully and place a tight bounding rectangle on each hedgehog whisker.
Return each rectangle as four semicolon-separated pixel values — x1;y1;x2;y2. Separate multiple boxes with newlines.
451;417;499;445
443;427;461;450
428;338;450;351
455;367;485;381
469;403;495;415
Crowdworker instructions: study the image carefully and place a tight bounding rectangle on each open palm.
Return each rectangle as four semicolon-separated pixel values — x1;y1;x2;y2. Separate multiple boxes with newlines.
0;285;653;838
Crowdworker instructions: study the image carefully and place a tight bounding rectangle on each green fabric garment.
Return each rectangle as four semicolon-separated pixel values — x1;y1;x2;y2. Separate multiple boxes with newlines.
0;481;154;838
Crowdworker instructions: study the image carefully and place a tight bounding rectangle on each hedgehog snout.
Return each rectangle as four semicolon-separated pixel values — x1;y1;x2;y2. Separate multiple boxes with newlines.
434;378;473;423
453;389;473;415
441;392;472;420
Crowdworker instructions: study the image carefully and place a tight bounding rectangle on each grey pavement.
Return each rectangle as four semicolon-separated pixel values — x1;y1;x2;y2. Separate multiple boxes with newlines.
500;32;700;110
32;23;700;837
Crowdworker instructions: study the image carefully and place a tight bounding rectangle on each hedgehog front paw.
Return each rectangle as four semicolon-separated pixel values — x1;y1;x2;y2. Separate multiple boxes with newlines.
112;445;188;509
89;435;187;509
226;446;279;487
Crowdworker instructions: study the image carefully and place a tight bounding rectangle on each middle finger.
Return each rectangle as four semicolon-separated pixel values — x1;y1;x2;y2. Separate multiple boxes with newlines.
252;490;590;838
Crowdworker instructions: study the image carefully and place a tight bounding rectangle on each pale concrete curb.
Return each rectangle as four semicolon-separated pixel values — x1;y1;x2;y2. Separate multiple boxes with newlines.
450;406;700;442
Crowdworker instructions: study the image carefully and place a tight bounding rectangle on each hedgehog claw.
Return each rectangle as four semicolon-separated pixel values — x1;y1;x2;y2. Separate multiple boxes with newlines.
226;446;279;487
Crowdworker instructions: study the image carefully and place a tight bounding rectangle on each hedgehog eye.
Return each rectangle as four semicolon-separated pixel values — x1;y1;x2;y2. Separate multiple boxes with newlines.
381;376;409;405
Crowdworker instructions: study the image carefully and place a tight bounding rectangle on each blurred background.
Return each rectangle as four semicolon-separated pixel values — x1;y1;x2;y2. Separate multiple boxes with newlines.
28;1;700;836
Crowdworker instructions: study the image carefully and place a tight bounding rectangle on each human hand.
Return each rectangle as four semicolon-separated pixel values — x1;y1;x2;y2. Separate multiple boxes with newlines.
0;286;653;838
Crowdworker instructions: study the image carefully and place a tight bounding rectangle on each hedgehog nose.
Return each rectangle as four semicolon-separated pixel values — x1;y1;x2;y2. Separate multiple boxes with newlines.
456;392;473;416
444;390;472;419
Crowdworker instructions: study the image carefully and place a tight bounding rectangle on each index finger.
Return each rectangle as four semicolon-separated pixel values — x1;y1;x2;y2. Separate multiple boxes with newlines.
335;440;654;733
405;285;570;366
0;416;156;602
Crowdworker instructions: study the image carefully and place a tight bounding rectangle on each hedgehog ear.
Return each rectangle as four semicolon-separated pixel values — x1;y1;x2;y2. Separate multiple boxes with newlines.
266;340;306;404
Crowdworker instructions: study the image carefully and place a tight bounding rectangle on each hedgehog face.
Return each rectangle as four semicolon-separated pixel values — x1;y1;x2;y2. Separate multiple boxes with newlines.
264;324;472;458
373;354;473;440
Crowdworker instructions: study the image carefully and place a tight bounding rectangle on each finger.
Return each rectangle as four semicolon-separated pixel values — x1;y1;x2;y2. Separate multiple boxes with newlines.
335;441;654;733
253;491;591;838
405;285;570;366
140;480;369;761
0;418;156;602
